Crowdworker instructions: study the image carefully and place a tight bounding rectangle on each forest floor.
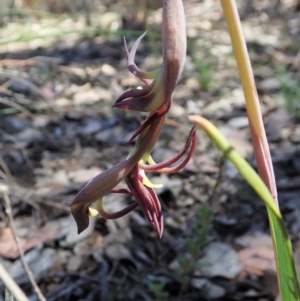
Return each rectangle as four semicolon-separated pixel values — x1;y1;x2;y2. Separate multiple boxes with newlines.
0;0;300;300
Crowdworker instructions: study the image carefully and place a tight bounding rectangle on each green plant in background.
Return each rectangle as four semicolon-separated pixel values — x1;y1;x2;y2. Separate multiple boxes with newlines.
189;38;214;93
107;286;126;301
147;281;169;301
276;64;300;118
281;77;300;118
194;59;213;92
175;204;213;299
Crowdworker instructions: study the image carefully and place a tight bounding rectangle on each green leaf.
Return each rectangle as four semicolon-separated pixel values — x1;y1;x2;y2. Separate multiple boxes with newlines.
190;115;300;301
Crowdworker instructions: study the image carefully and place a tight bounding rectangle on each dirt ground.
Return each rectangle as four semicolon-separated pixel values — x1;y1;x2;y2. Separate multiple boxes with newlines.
0;0;300;300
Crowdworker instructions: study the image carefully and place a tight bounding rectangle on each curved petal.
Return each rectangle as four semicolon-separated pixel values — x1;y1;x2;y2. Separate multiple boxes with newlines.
96;198;138;219
124;32;159;85
111;188;131;194
139;126;196;172
113;71;165;113
131;117;166;163
114;85;153;105
70;160;134;208
156;130;196;174
71;203;91;234
128;102;170;143
126;167;163;238
70;160;135;233
113;85;163;112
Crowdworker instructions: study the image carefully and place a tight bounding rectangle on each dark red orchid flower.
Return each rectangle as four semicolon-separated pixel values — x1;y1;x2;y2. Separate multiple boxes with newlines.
70;0;195;238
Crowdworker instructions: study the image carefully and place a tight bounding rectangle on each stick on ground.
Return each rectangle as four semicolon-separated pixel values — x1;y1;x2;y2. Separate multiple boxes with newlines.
0;184;46;301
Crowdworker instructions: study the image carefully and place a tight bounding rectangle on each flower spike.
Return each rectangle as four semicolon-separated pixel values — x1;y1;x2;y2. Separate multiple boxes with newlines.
70;0;189;239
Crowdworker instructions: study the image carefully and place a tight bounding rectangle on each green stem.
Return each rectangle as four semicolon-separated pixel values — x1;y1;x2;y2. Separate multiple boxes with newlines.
190;115;300;301
220;0;277;203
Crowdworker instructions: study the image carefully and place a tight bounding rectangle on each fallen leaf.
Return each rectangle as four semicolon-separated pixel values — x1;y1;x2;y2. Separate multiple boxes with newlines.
236;232;273;249
238;247;275;277
0;220;63;259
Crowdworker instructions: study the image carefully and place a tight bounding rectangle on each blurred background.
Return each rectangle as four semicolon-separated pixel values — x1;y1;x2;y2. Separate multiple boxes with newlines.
0;0;300;300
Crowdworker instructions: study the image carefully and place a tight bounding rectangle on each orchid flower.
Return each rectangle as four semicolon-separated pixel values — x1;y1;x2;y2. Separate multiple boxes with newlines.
113;0;187;140
71;120;196;238
70;0;194;238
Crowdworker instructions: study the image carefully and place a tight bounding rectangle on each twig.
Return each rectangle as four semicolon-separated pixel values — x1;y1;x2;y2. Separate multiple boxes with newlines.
32;196;70;212
206;154;225;206
0;155;15;184
0;97;35;119
0;72;47;100
0;184;46;301
47;280;85;301
0;262;29;301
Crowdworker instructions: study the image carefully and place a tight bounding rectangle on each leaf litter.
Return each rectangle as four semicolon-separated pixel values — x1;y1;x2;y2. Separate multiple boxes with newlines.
0;0;300;300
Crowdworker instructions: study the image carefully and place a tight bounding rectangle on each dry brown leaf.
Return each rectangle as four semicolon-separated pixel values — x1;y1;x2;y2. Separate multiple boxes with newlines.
0;221;62;259
238;246;276;278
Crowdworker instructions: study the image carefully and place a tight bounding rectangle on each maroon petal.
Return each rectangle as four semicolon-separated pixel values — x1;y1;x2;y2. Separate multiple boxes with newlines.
69;160;135;233
111;188;131;194
147;187;164;238
70;204;91;234
70;114;168;234
113;85;161;112
139;126;196;172
114;85;153;105
126;167;163;238
129;101;170;142
97;199;138;219
124;32;153;85
156;130;196;174
70;160;134;208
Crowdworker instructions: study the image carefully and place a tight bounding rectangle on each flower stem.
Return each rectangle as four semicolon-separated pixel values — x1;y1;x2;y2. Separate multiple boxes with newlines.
220;0;278;204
